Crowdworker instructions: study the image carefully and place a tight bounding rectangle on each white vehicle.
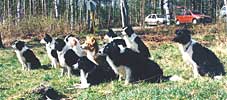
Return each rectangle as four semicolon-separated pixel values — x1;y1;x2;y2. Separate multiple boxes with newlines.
220;6;227;18
145;14;167;25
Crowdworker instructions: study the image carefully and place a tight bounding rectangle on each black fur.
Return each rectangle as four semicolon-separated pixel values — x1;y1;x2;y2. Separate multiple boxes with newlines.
172;29;191;45
107;28;118;38
54;38;80;75
77;56;117;85
123;26;151;58
44;34;53;44
134;37;151;58
15;41;25;51
55;39;66;52
192;43;225;77
111;39;127;47
64;49;80;67
12;40;41;69
173;29;225;77
23;49;41;69
123;26;134;37
102;42;163;83
51;50;58;61
64;34;75;42
41;34;59;61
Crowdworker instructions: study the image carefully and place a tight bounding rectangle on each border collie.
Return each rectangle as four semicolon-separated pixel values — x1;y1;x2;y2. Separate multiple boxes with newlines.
172;29;225;79
40;34;59;68
104;28;123;43
99;41;163;84
122;26;151;58
73;56;117;88
64;34;85;57
12;40;41;70
52;38;80;77
81;36;99;65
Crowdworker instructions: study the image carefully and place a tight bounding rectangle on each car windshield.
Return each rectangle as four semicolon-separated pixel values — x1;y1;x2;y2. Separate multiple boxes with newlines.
191;11;201;14
157;15;165;18
221;7;226;11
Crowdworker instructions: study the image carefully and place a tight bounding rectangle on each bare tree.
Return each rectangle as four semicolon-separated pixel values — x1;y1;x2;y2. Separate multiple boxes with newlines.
120;0;129;27
140;0;145;27
17;0;21;22
54;0;59;18
0;33;4;48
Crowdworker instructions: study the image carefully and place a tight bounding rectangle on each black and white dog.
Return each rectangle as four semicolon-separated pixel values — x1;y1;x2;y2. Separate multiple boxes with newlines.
73;56;117;88
99;41;164;84
104;28;123;43
64;34;85;57
172;29;225;79
40;34;59;68
52;38;80;77
122;26;151;58
12;40;41;70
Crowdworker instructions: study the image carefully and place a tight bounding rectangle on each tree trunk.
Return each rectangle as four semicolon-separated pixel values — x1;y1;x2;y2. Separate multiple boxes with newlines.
120;0;129;28
54;0;58;18
17;0;21;23
70;0;74;30
8;0;11;17
0;33;4;48
153;0;157;13
107;3;112;27
140;0;145;27
2;0;5;24
29;0;32;18
43;0;47;16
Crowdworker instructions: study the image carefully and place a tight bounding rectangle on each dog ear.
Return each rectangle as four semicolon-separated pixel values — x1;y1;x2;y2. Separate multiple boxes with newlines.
91;37;96;45
71;39;78;46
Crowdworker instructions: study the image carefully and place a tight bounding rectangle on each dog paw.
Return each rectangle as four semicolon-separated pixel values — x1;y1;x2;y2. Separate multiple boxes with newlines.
124;81;129;85
74;83;90;89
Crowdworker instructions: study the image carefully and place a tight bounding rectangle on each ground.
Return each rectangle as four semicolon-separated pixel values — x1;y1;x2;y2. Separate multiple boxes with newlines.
1;27;227;99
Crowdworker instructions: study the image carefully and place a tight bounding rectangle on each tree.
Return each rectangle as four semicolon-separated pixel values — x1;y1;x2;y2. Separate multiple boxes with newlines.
0;33;4;48
140;0;145;27
120;0;129;28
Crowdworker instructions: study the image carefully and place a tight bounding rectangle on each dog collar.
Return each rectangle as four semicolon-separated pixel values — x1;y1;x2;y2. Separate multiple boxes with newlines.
184;41;192;52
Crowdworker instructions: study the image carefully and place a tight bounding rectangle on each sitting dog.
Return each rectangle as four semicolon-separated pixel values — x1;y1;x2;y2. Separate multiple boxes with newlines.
122;26;151;58
40;34;59;68
81;36;99;65
64;34;85;57
52;38;80;77
73;56;117;88
99;41;163;84
104;28;123;43
12;40;41;70
172;29;225;79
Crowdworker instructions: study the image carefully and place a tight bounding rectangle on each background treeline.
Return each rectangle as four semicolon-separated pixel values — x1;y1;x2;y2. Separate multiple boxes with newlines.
0;0;226;48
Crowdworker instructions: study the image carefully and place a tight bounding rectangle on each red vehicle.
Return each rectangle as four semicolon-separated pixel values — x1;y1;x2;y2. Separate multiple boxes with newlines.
175;10;212;25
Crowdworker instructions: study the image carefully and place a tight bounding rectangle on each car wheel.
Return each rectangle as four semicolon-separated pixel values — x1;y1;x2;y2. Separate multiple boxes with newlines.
176;20;180;25
156;21;160;25
192;19;197;24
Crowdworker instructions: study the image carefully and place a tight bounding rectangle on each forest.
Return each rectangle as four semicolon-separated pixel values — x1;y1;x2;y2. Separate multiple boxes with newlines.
0;0;225;29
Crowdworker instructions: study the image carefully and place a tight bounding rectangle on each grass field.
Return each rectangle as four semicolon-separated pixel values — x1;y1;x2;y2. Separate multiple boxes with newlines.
1;32;227;100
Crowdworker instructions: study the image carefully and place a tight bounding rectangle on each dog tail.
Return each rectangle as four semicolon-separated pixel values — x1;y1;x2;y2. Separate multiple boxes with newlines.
161;75;183;82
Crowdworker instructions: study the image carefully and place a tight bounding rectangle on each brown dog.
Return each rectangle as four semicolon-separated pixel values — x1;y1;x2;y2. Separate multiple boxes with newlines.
82;36;99;65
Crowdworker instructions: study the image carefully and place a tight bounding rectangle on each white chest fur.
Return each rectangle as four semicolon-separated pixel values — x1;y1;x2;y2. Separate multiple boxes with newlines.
178;40;200;77
123;34;139;53
57;46;69;67
15;50;26;64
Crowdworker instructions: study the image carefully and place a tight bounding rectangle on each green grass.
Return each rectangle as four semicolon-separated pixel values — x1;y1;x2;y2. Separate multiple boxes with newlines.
1;33;227;99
